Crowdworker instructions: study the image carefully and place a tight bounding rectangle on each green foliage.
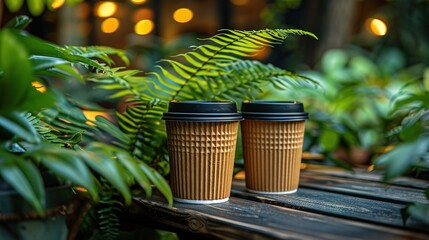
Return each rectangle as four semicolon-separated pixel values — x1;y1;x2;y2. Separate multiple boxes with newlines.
96;185;124;240
0;29;54;114
407;203;429;225
154;29;317;101
375;138;429;179
189;60;320;102
4;15;33;30
0;151;45;215
0;17;172;220
374;78;429;225
376;82;429;180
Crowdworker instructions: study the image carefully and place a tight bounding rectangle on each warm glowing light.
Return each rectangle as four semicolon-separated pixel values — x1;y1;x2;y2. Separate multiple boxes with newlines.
83;110;110;126
131;0;147;4
135;19;154;35
74;186;88;192
51;0;65;9
383;145;394;153
230;0;249;6
368;18;387;36
173;8;193;23
95;1;117;18
32;81;46;93
101;18;120;33
133;8;154;22
250;46;272;61
234;170;245;180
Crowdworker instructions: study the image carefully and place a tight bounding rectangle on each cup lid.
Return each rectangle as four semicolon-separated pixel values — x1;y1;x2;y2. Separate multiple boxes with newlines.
162;100;242;122
241;100;308;121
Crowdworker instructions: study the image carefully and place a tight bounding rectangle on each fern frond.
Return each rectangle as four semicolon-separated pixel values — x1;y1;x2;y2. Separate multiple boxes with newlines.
115;101;168;167
63;46;129;66
88;67;156;102
38;107;95;142
31;115;84;148
187;60;320;102
96;187;123;240
148;29;316;101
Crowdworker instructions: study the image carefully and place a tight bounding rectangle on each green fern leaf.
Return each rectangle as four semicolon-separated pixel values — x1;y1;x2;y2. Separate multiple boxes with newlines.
89;68;154;102
96;190;123;240
189;60;320;102
64;46;129;66
113;102;168;167
148;29;316;100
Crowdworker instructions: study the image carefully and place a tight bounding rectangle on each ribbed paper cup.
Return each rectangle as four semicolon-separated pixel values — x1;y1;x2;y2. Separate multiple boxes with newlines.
242;120;305;193
241;101;308;194
163;101;242;204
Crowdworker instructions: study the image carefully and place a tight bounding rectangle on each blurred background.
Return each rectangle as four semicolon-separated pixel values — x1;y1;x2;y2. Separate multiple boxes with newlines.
4;0;424;69
2;0;429;168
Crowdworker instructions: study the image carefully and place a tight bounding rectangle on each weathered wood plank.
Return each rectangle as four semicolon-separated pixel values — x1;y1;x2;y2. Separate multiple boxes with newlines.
126;194;428;240
299;171;428;204
231;180;428;233
303;167;429;190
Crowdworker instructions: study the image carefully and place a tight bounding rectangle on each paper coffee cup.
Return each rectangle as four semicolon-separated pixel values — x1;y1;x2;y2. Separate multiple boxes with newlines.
163;101;242;204
241;101;308;194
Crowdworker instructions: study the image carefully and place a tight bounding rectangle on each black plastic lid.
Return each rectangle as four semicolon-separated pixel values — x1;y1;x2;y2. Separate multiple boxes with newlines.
162;100;242;122
241;100;308;121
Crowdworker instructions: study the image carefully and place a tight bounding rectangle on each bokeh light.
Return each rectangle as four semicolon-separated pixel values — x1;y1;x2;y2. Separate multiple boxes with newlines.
32;81;46;93
131;0;147;4
83;110;111;126
101;18;120;33
250;46;272;61
173;8;194;23
135;19;154;35
95;1;117;18
51;0;65;9
368;18;387;36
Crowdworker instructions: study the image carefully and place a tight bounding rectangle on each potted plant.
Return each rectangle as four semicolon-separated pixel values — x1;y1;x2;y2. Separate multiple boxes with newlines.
0;16;172;239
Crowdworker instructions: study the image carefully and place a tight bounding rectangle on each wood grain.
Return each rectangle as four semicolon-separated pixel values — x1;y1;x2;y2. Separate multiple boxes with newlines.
232;180;428;232
126;194;428;240
123;168;429;240
303;168;429;189
299;171;428;204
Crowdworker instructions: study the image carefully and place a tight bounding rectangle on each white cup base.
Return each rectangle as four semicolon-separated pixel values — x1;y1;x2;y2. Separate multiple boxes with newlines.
173;197;229;204
247;188;298;195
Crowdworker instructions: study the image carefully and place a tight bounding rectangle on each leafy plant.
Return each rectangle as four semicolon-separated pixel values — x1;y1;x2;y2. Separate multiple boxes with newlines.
374;80;429;224
0;16;172;222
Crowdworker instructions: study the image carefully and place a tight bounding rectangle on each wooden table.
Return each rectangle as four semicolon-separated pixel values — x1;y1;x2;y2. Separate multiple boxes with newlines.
124;165;429;239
